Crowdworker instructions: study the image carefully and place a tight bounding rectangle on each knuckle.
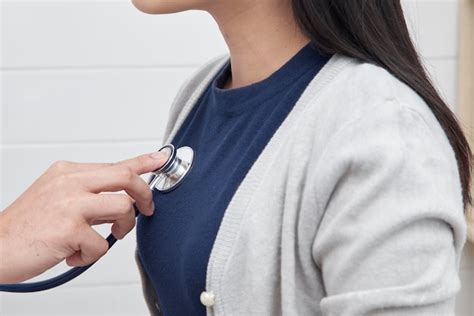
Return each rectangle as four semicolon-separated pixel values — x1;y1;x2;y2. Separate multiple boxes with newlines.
50;160;71;174
112;223;125;239
97;239;109;256
123;214;136;229
141;185;153;202
113;216;135;239
119;166;135;183
117;195;133;215
126;217;137;232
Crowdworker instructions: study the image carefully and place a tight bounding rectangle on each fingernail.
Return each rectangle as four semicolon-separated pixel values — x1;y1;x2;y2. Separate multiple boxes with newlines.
150;201;155;215
151;151;166;160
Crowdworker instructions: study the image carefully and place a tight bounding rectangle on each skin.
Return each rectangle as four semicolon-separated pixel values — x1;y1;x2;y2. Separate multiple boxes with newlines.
132;0;311;88
0;152;167;283
0;0;310;284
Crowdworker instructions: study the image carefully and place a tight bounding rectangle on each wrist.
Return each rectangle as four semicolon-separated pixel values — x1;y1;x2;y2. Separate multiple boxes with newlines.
0;209;32;283
0;210;15;283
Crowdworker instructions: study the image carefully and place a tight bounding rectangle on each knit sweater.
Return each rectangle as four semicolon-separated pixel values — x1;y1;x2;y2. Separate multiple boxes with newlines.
136;43;330;316
136;53;467;316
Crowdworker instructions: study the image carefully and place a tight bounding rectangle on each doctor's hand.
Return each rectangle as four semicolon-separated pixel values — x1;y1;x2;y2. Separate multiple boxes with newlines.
0;152;167;284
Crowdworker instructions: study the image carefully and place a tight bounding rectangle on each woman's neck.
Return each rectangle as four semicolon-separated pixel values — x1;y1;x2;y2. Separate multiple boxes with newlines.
207;1;310;89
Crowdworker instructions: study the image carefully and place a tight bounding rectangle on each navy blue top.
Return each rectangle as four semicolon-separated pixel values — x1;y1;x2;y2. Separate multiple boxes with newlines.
136;43;330;316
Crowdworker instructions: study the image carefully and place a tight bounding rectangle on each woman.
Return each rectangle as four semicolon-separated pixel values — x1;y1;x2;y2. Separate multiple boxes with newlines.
131;0;472;315
0;0;470;315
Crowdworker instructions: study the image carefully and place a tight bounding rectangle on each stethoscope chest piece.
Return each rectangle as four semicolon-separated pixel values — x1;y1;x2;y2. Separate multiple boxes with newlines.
149;144;194;192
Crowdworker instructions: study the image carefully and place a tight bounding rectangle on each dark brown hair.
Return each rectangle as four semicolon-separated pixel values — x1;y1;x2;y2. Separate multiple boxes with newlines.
292;0;472;212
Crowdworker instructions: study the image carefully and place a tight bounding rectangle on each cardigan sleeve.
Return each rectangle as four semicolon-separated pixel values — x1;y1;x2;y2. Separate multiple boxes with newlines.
311;99;467;315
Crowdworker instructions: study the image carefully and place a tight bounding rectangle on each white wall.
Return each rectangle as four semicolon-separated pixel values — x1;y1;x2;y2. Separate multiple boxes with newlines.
0;0;472;315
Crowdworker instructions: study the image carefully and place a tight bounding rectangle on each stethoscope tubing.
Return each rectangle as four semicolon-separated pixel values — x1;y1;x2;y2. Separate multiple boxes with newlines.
0;205;139;293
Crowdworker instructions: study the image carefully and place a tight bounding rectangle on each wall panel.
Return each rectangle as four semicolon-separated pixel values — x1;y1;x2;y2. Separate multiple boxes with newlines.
1;0;471;315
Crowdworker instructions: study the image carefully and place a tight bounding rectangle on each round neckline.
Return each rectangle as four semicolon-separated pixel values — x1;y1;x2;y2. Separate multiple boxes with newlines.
209;42;326;116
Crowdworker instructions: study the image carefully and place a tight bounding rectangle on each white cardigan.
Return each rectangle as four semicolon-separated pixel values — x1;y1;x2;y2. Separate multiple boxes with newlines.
137;54;467;315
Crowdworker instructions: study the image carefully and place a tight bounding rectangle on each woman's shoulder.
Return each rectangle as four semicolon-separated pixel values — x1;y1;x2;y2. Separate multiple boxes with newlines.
305;54;454;154
302;55;460;188
318;54;442;126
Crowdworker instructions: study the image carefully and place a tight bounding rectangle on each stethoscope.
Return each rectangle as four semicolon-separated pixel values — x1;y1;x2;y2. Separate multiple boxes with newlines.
0;143;194;293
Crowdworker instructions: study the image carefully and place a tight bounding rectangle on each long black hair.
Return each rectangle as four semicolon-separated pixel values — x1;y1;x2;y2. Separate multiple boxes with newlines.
292;0;472;212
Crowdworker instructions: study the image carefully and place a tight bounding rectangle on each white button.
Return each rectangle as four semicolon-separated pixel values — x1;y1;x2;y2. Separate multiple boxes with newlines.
200;291;215;307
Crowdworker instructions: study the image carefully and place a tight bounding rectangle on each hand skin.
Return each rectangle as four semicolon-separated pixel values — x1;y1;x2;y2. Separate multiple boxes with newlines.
0;152;167;284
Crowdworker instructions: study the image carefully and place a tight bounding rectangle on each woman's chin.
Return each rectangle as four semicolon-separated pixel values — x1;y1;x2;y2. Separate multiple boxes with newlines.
131;0;199;14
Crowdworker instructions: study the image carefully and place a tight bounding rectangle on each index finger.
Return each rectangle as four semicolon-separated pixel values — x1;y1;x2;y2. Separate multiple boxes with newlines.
115;151;169;175
47;151;169;176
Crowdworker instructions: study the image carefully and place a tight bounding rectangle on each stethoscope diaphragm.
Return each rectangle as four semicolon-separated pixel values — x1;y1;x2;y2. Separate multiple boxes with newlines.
149;144;195;192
